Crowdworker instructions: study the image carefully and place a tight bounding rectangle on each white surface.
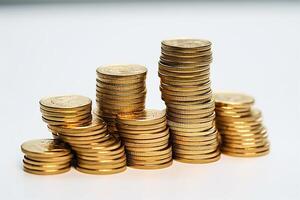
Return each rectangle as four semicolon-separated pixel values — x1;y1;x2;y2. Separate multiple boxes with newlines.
0;2;300;200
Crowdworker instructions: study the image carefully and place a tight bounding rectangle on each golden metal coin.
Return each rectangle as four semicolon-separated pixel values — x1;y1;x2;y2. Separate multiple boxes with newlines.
127;146;172;157
162;91;212;102
23;156;71;166
170;126;216;137
174;150;220;160
118;126;166;134
97;64;147;78
77;152;125;161
117;109;166;126
97;77;145;85
214;92;255;107
127;151;172;161
125;143;169;152
23;160;70;171
123;133;170;144
120;128;169;140
25;154;73;162
172;130;218;142
117;121;167;131
77;161;126;170
128;160;172;170
128;156;172;165
23;166;71;175
174;154;220;164
40;95;91;110
124;139;169;148
161;38;211;50
222;149;270;157
161;48;212;57
76;166;126;175
173;139;219;147
21;139;71;158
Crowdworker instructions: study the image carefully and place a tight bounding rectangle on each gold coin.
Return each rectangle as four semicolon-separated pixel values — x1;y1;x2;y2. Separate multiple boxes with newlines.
167;112;215;124
25;154;73;162
168;123;214;133
216;109;262;122
170;126;216;137
117;120;167;131
77;152;125;161
174;154;220;164
161;38;211;50
221;142;270;153
159;68;210;78
128;156;172;165
222;131;268;141
21;139;71;158
96;81;145;90
97;64;147;78
172;130;218;142
162;91;212;102
23;160;71;171
120;128;169;140
41;113;92;122
173;139;219;147
173;147;217;155
23;166;71;175
123;133;170;144
40;95;91;111
166;99;214;110
42;115;92;126
161;87;211;97
97;76;145;85
125;143;169;152
174;150;220;160
77;155;126;165
117;109;166;126
77;161;126;170
127;151;172;161
168;119;213;129
161;48;212;57
127;145;172;157
40;107;91;118
159;62;210;73
72;139;121;153
222;149;270;157
222;139;269;149
76;166;126;175
77;146;126;157
96;90;146;100
128;160;172;170
124;139;169;148
23;156;71;166
214;92;254;107
118;125;166;134
160;53;212;63
96;96;145;105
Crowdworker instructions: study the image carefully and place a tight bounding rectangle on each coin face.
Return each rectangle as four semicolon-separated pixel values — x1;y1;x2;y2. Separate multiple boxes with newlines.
97;64;147;77
118;109;166;122
214;92;254;106
162;38;211;49
21;139;70;156
40;95;91;109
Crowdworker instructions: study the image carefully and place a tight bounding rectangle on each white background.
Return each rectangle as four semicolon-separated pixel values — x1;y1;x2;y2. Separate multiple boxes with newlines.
0;1;300;200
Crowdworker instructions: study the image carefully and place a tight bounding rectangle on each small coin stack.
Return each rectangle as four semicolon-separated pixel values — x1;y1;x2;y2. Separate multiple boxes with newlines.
95;64;147;134
158;38;220;164
40;95;92;127
214;92;270;157
72;134;127;175
117;109;172;169
21;139;73;175
40;95;127;175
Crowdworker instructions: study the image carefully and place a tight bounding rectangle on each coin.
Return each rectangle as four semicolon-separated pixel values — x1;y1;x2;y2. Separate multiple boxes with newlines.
214;92;255;107
117;109;166;125
23;166;71;175
161;38;211;50
97;64;147;78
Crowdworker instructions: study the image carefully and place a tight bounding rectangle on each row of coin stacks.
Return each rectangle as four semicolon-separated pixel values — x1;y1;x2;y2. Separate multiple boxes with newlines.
39;95;127;175
214;92;270;157
158;39;221;163
117;109;172;169
94;64;147;135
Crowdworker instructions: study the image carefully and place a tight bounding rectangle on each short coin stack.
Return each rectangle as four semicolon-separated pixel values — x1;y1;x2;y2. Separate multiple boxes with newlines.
40;95;92;127
40;95;127;175
21;139;73;175
95;64;147;134
158;38;220;164
73;134;127;175
214;92;270;157
117;109;172;169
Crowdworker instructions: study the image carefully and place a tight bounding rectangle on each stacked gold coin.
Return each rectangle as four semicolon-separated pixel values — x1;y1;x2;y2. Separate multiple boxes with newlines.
214;92;270;157
21;139;73;175
40;95;92;127
117;109;172;169
95;64;147;133
73;134;127;175
158;38;220;164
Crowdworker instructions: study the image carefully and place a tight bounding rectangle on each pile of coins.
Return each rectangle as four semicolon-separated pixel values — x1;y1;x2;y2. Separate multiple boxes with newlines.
21;139;73;175
73;134;127;175
117;109;172;169
40;95;92;127
95;64;147;134
39;95;127;175
214;92;270;157
158;38;220;163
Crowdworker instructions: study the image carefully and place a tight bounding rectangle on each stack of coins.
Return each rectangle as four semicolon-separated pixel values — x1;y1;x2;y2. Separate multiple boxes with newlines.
21;139;73;175
214;92;270;157
73;135;127;175
40;95;92;127
95;64;147;134
117;109;172;169
40;95;127;175
158;38;220;164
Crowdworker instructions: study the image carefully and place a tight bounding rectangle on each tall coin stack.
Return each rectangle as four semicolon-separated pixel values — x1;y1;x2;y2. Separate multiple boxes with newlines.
117;109;172;169
40;95;127;174
158;38;220;164
214;92;270;157
95;64;147;134
21;139;73;175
